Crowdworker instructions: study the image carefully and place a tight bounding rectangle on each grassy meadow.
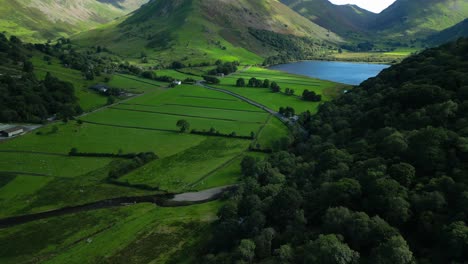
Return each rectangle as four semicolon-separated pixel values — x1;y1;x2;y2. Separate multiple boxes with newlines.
213;67;347;113
0;202;222;264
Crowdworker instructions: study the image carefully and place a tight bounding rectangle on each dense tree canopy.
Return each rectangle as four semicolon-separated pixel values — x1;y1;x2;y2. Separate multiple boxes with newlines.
0;34;81;122
207;38;468;263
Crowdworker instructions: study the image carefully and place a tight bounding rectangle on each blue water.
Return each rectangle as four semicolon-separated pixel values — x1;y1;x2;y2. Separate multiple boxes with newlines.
269;60;390;85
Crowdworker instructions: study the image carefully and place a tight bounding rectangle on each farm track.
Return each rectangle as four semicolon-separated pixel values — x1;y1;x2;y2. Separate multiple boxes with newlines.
0;186;235;229
108;107;263;124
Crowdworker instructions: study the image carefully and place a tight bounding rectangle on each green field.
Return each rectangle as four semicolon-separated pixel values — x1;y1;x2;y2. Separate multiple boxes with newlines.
120;138;249;192
255;116;290;149
108;74;166;92
0;202;221;264
155;69;203;81
213;67;346;113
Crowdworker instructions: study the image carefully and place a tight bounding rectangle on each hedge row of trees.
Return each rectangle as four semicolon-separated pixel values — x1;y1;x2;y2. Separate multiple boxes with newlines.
208;61;239;75
236;77;281;92
204;38;468;263
191;128;255;140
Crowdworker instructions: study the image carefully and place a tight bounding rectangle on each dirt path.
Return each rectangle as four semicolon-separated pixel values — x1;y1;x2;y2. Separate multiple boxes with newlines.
171;185;234;202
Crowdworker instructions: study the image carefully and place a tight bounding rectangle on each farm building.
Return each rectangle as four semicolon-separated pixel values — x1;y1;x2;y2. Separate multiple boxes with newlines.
0;126;24;137
173;80;182;86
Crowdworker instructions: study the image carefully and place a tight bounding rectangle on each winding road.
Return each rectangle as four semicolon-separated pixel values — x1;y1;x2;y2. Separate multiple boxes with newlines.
196;81;290;124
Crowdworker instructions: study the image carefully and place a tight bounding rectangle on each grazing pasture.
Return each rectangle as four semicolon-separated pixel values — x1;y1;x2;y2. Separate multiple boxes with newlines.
213;67;346;113
0;202;222;264
119;138;250;192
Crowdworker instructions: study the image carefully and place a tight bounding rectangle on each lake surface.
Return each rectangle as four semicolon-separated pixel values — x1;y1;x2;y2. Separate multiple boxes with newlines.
269;60;390;85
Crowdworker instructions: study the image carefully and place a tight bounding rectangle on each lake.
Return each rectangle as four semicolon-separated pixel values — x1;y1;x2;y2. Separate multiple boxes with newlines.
269;60;390;85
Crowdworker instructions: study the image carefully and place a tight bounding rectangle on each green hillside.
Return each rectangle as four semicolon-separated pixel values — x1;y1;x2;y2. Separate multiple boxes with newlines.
0;0;148;42
372;0;468;38
427;18;468;45
74;0;342;65
280;0;376;37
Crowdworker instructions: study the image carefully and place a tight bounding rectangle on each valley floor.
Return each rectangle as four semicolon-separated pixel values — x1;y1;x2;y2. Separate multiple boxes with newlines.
0;63;344;263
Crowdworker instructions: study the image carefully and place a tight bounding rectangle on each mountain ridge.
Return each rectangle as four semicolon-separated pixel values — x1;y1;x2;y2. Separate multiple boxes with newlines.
75;0;342;64
0;0;148;41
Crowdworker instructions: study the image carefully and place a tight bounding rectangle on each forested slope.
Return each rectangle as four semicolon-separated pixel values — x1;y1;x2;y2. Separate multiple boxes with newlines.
0;34;81;122
207;38;468;263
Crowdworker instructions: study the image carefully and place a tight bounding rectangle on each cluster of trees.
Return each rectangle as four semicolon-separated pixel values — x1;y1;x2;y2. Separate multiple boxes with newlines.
203;75;221;84
236;77;280;93
108;152;158;179
204;38;468;263
208;61;239;75
0;34;81;122
302;89;322;101
284;88;295;96
279;106;295;118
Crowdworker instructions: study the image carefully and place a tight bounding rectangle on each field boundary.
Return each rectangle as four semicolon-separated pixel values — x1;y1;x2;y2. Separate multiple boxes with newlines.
108;107;262;123
187;152;245;189
180;95;238;101
81;121;178;133
115;73;163;87
120;102;265;113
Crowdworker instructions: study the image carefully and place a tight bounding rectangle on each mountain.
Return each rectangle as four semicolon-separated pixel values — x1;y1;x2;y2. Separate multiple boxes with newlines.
279;0;376;37
427;18;468;45
75;0;342;64
0;0;148;42
371;0;468;38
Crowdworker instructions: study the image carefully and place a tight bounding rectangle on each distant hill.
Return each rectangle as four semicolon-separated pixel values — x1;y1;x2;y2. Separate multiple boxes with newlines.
279;0;376;37
371;0;468;38
427;19;468;45
75;0;342;64
0;0;148;42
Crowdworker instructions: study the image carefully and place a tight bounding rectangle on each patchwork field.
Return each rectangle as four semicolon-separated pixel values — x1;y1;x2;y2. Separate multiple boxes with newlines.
0;81;286;218
0;65;334;262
